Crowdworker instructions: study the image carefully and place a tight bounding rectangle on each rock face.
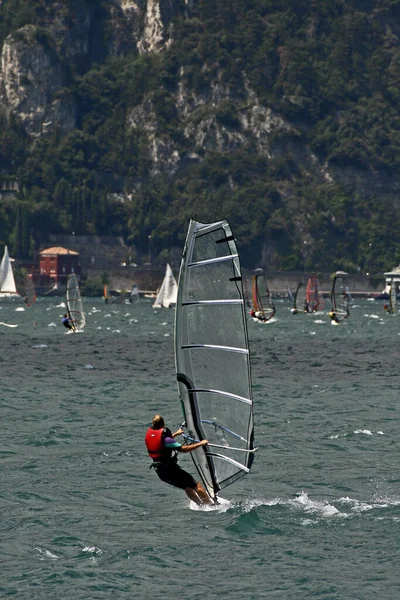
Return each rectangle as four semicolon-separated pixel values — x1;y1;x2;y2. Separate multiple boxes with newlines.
0;25;76;136
1;0;399;207
138;0;179;53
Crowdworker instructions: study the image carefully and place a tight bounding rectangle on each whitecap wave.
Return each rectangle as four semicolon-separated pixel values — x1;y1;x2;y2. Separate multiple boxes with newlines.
35;547;58;560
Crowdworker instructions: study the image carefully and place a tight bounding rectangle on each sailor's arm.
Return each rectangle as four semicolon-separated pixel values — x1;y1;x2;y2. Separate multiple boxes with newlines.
180;440;208;453
171;428;184;438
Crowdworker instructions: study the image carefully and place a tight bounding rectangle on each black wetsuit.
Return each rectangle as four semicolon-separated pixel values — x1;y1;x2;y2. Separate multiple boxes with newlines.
152;427;197;490
62;316;73;330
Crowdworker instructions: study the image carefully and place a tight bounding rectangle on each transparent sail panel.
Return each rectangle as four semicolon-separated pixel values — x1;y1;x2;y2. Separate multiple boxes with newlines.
184;260;241;302
182;347;250;401
181;304;246;349
191;227;233;263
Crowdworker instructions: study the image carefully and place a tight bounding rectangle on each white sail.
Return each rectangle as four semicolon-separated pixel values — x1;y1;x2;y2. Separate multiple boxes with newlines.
153;264;178;308
66;274;86;331
0;246;18;296
390;278;396;313
175;220;256;501
130;284;139;303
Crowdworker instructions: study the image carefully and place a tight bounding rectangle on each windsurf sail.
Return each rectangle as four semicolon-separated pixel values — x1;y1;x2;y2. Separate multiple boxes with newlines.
292;282;306;313
103;284;111;303
0;246;18;297
175;220;256;502
25;274;36;306
104;284;125;304
130;284;139;303
306;276;324;312
330;271;350;320
66;274;86;331
153;264;178;308
389;278;396;313
251;274;275;321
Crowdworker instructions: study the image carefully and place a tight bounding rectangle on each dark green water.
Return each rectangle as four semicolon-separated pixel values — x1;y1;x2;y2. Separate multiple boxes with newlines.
1;297;400;599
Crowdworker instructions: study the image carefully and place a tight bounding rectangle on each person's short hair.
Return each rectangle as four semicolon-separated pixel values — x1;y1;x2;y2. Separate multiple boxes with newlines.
152;414;165;429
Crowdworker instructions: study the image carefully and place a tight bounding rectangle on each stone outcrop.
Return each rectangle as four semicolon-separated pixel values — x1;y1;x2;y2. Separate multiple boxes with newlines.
0;25;76;136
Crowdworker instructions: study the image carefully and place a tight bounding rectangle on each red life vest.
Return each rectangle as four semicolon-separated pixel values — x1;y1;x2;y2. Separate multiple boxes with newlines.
145;427;165;459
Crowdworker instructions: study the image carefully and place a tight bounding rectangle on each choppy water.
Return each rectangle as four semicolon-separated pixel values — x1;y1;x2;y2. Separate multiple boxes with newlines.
2;297;400;599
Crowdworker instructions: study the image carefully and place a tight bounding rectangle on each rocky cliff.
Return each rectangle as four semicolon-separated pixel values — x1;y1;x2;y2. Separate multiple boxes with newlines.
1;0;400;271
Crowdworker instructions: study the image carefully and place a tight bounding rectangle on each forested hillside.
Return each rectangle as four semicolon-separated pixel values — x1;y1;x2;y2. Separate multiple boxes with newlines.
1;0;400;271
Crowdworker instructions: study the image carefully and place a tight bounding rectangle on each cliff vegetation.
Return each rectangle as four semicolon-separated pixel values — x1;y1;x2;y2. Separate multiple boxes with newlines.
1;0;400;272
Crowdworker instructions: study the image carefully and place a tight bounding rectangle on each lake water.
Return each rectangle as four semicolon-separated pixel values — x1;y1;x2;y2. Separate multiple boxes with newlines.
1;297;400;599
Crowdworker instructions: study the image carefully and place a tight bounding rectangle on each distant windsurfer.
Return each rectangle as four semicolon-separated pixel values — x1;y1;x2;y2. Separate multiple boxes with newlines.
62;314;74;331
249;308;267;322
383;303;390;313
329;310;340;324
145;414;212;506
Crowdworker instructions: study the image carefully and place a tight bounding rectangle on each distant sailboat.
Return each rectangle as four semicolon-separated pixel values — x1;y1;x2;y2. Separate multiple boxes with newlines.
66;274;86;331
153;264;178;308
0;246;19;298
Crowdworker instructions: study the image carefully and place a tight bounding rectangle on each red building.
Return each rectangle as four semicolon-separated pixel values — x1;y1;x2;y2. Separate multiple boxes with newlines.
39;247;81;289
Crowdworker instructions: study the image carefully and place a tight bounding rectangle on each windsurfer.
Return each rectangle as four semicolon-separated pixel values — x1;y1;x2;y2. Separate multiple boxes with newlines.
62;314;74;331
145;414;212;506
383;303;390;313
329;310;340;323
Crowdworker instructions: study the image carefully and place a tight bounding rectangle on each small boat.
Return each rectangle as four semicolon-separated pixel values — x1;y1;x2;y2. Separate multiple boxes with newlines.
0;246;19;298
306;275;324;312
66;274;86;331
153;264;178;308
175;219;256;503
250;274;275;322
329;271;350;322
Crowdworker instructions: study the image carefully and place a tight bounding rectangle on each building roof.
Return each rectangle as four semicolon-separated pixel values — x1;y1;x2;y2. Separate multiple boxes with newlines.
40;247;79;256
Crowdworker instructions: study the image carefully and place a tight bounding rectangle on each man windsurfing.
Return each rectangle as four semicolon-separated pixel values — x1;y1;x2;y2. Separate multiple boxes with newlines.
145;414;212;506
62;314;74;331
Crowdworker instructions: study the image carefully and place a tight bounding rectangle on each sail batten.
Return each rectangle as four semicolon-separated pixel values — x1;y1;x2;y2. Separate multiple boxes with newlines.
182;299;243;306
175;219;255;500
188;254;238;268
189;388;252;405
182;343;249;353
